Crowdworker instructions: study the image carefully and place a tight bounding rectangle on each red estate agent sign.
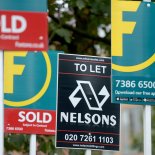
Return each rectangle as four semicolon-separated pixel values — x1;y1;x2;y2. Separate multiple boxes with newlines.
5;109;56;135
0;10;48;51
4;51;61;135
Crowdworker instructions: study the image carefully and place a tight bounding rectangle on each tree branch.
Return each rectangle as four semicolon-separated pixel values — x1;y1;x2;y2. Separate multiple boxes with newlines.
49;14;111;45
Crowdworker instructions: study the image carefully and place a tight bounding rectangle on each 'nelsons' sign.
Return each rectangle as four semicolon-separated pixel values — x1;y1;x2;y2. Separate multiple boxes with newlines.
56;54;120;151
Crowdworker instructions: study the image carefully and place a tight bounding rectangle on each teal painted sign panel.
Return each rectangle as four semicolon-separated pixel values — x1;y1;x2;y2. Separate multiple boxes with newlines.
112;2;155;105
4;50;62;110
0;0;47;12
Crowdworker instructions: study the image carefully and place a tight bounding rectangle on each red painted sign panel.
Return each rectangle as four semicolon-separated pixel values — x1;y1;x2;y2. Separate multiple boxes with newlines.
0;10;48;51
5;109;56;135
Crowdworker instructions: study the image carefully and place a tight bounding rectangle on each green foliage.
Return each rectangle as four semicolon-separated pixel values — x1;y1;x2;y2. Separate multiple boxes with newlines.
131;133;143;152
55;28;72;43
37;136;56;154
69;149;85;155
48;0;111;55
5;134;29;153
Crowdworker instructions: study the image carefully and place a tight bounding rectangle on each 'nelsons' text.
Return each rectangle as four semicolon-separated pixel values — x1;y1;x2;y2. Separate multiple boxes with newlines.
60;112;117;126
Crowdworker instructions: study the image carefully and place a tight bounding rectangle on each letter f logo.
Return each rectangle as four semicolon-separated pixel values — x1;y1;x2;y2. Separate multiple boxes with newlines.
4;51;27;93
112;0;140;56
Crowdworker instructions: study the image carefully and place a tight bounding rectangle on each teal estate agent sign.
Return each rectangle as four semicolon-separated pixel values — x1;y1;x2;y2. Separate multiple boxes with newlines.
112;2;155;105
0;0;47;12
4;50;62;135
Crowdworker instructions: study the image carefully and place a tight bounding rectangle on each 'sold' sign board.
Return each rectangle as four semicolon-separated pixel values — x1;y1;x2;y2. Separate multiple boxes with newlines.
4;50;62;135
56;54;120;151
0;0;48;51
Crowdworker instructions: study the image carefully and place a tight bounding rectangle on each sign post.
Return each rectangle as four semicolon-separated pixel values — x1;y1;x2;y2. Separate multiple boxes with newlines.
144;0;152;155
30;134;37;155
144;105;151;155
85;150;91;155
0;51;4;155
144;1;152;155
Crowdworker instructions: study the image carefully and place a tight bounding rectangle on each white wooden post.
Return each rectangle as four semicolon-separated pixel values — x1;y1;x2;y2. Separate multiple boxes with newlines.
143;105;152;155
85;149;91;155
142;0;152;153
0;51;4;155
29;134;37;155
